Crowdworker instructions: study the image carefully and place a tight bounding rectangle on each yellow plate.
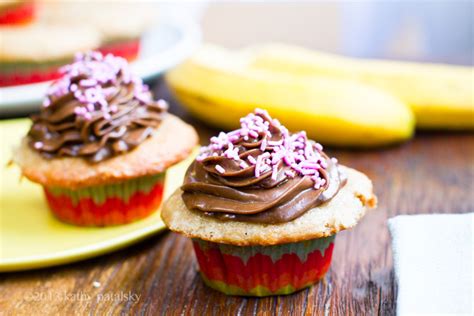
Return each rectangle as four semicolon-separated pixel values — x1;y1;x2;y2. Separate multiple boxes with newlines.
0;119;194;272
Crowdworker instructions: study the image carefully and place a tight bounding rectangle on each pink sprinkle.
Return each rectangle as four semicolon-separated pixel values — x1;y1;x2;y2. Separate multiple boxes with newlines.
285;170;296;178
320;160;328;168
157;99;168;107
294;142;304;149
215;165;226;174
314;178;327;189
260;138;267;151
255;155;263;177
248;130;259;138
283;155;294;166
271;164;279;180
196;154;206;162
248;155;257;165
254;108;267;116
300;162;320;169
229;135;240;142
260;164;271;173
240;161;249;169
74;90;82;99
301;169;317;176
80;78;98;87
268;140;283;146
34;142;43;149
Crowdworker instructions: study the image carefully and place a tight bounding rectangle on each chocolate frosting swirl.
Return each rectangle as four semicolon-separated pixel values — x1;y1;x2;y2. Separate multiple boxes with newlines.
182;109;346;224
27;52;167;163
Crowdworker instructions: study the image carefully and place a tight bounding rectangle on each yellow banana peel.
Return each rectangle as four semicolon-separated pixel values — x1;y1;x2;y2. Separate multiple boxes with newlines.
249;43;474;129
166;45;414;147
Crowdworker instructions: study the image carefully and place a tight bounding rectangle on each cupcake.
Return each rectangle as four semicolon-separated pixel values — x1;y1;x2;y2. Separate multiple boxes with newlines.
161;109;377;296
0;0;35;25
0;24;100;86
13;51;198;226
39;2;155;61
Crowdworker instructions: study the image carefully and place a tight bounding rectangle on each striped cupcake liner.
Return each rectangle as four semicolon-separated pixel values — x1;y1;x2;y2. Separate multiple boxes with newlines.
0;60;68;87
98;39;141;62
0;39;138;87
43;173;165;226
192;235;335;296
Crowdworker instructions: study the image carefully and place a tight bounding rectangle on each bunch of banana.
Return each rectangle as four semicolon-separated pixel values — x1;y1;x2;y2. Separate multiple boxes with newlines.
166;45;414;147
249;44;474;130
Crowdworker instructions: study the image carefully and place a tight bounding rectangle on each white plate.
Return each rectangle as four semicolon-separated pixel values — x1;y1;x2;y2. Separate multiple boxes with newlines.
0;19;201;115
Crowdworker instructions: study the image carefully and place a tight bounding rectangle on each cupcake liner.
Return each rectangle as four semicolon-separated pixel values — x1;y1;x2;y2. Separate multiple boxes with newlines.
43;173;165;226
0;60;67;87
98;39;141;61
192;235;335;296
0;2;35;25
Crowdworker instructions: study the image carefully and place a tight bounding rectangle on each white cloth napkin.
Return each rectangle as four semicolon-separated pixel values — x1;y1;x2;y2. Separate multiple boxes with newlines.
388;213;473;315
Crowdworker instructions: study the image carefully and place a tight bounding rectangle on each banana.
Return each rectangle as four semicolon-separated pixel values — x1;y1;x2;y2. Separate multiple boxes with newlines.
166;45;414;147
249;44;474;129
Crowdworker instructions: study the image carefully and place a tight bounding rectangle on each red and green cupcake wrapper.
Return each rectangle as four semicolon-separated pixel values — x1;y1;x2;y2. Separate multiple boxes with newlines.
0;2;35;25
43;173;165;226
0;39;140;87
98;39;141;62
0;59;69;87
192;235;335;296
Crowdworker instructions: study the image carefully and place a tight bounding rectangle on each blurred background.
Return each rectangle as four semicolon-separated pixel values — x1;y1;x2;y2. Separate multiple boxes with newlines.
1;1;472;116
191;1;473;65
201;1;473;64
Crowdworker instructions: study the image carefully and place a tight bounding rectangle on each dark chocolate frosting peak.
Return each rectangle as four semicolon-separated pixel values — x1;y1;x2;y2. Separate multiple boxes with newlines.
182;109;346;224
28;52;167;163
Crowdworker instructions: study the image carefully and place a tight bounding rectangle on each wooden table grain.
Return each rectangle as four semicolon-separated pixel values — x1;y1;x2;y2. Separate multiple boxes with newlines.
1;81;472;316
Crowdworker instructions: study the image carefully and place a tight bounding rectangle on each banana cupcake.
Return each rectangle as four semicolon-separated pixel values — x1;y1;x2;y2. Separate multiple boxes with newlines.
13;51;198;226
39;2;154;61
0;24;100;86
162;109;376;296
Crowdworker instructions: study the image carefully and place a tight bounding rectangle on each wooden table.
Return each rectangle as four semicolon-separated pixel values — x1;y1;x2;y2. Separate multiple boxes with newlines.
1;80;472;315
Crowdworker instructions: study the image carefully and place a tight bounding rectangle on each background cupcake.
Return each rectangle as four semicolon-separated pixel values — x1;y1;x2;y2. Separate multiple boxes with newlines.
0;0;35;25
0;24;100;86
162;109;376;296
13;51;198;226
39;1;156;61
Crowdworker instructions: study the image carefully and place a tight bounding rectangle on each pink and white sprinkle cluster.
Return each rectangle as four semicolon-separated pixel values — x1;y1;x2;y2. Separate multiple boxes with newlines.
197;109;334;189
43;51;152;120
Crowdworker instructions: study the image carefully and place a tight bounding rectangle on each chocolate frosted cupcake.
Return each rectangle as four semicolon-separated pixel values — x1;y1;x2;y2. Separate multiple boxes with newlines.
162;109;376;296
14;51;198;226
